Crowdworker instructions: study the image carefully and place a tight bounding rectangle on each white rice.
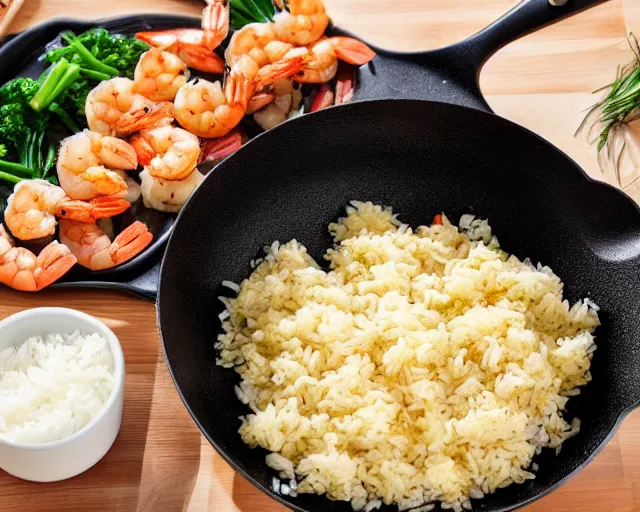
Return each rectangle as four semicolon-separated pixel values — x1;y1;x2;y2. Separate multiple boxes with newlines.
0;331;114;444
216;201;599;511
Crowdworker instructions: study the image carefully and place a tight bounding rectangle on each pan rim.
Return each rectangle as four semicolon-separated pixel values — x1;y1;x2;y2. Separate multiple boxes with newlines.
157;99;640;511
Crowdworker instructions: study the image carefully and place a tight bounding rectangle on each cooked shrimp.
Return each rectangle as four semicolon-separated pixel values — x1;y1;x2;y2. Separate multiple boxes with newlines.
86;78;152;136
0;225;77;292
225;23;292;68
4;180;66;241
271;0;329;47
57;131;138;201
129;126;200;181
174;54;306;138
114;101;174;137
136;29;226;74
140;168;205;213
59;219;153;271
4;179;130;241
135;0;228;73
133;48;190;102
296;37;376;84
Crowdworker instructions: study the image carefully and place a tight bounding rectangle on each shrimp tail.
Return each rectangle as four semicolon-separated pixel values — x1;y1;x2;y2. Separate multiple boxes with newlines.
136;30;226;74
202;0;230;51
130;134;156;166
109;221;154;266
115;102;175;137
57;196;131;223
200;130;244;163
329;37;376;66
136;30;178;49
256;54;309;88
334;64;355;105
227;68;253;110
310;83;334;112
34;243;78;291
175;44;226;74
247;92;277;114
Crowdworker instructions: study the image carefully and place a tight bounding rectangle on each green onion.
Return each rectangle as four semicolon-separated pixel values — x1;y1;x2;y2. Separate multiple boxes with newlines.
0;160;33;177
44;145;56;176
62;32;119;76
29;59;70;112
0;170;24;184
49;102;80;133
48;64;81;103
577;34;640;185
78;67;112;82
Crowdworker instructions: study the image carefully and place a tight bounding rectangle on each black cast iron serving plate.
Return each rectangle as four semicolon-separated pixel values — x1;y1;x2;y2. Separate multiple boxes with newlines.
156;0;640;511
0;0;610;300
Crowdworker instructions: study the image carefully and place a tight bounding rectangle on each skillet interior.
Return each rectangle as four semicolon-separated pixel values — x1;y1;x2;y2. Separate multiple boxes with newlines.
159;99;640;512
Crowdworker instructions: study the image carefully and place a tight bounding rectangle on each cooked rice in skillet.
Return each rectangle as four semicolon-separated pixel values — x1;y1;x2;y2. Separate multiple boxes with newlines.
216;201;599;511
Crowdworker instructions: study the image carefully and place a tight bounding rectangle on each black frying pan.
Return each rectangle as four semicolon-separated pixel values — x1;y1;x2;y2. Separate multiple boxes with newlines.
158;0;640;511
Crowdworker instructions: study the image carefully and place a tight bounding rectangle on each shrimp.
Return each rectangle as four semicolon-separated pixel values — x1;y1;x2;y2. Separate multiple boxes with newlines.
132;48;190;102
3;180;130;242
4;180;67;241
59;219;153;271
140;168;205;213
114;101;174;137
57;131;138;201
0;226;77;292
135;30;225;74
174;54;306;138
86;78;151;136
296;37;376;84
129;126;200;181
86;78;174;137
271;0;329;47
135;1;228;74
225;22;292;68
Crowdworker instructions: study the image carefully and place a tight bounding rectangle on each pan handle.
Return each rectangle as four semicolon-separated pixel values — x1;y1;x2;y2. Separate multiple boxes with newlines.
51;260;160;301
459;0;610;70
354;0;611;111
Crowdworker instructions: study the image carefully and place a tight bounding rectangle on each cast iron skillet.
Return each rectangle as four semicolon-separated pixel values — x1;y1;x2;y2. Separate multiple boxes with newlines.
158;0;640;511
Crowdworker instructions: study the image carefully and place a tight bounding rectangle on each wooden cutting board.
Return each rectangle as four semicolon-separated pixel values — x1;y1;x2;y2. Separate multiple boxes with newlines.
1;1;640;511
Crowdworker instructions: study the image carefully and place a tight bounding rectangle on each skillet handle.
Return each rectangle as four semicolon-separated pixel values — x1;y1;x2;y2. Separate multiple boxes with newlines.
460;0;610;68
353;0;611;111
51;260;160;301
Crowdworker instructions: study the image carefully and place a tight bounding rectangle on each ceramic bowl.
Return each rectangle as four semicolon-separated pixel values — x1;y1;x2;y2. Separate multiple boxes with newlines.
0;307;125;482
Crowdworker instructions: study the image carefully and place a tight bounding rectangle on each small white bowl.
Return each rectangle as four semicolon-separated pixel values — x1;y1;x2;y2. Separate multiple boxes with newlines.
0;307;125;482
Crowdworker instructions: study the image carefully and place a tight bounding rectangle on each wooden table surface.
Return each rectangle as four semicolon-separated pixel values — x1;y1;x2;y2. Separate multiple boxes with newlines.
2;0;640;511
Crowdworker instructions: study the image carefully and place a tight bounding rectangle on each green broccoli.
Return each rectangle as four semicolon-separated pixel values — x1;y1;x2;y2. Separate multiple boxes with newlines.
0;78;58;184
46;29;149;79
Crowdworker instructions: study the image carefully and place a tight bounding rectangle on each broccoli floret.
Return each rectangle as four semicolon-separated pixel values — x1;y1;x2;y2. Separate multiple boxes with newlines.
0;77;57;184
0;78;48;160
46;28;149;79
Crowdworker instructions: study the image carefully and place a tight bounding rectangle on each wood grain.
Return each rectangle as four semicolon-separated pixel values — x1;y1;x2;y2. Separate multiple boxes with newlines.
1;1;640;511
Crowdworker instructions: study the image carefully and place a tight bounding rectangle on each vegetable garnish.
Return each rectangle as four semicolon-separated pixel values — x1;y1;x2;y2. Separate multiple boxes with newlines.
577;34;640;186
45;29;149;79
0;78;59;185
230;0;276;30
